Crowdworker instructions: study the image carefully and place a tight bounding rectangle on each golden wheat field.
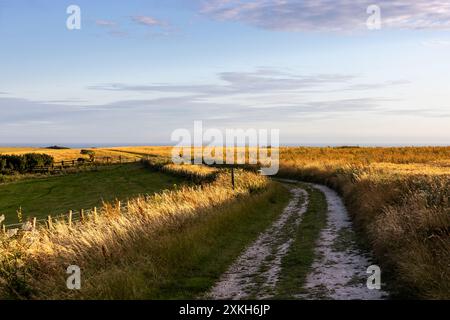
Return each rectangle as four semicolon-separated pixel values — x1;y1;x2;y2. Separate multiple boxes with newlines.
276;147;450;299
0;147;138;162
0;146;449;299
82;146;450;298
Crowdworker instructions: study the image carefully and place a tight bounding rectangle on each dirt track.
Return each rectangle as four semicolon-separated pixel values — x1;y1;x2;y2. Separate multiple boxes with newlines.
297;184;388;300
208;186;308;299
208;181;388;300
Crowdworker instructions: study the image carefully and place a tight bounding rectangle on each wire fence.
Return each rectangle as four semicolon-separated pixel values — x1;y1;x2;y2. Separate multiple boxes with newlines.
1;201;132;235
30;156;141;173
0;156;144;234
0;157;243;235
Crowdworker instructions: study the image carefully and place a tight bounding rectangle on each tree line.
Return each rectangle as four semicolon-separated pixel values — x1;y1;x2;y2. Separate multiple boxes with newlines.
0;153;54;173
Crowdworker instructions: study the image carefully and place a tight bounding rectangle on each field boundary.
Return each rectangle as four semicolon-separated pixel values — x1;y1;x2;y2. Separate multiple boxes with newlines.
29;156;141;173
0;159;144;232
0;159;219;234
1;200;130;234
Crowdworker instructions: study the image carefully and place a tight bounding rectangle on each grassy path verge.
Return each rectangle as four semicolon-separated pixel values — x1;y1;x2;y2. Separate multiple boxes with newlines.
77;182;290;299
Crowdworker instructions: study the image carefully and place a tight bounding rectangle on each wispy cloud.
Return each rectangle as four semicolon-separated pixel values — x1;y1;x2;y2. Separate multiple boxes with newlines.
200;0;450;32
129;15;177;37
85;68;426;122
35;99;88;105
93;15;173;38
3;93;446;139
88;69;356;95
94;18;129;37
131;15;167;27
343;80;411;91
2;75;448;144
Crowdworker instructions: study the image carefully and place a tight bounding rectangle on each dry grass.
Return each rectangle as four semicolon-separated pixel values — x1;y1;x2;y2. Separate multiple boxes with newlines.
1;145;448;299
276;147;449;299
133;145;449;298
0;147;138;162
0;162;268;299
280;146;450;164
105;146;173;158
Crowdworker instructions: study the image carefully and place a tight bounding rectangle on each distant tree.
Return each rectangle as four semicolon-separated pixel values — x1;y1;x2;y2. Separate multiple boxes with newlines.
80;149;95;161
24;153;54;168
0;153;54;173
0;158;6;172
46;145;70;150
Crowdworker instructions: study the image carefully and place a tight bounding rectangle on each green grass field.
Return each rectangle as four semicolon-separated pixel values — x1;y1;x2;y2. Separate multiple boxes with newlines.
0;163;183;224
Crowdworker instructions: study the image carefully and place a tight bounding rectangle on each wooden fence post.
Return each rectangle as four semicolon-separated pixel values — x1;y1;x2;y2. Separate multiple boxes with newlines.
47;215;53;229
17;206;23;223
68;210;73;227
93;207;98;222
32;217;37;230
2;224;5;234
231;167;235;190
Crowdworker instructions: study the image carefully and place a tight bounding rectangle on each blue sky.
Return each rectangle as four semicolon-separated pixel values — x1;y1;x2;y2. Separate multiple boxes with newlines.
1;0;450;146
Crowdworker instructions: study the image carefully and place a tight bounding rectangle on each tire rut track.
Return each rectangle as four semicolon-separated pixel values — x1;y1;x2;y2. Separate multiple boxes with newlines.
208;180;389;300
207;186;308;300
296;184;388;300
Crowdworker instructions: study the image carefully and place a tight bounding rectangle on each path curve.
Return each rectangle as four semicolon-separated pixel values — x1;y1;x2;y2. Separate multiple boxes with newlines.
208;180;388;300
297;183;388;300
